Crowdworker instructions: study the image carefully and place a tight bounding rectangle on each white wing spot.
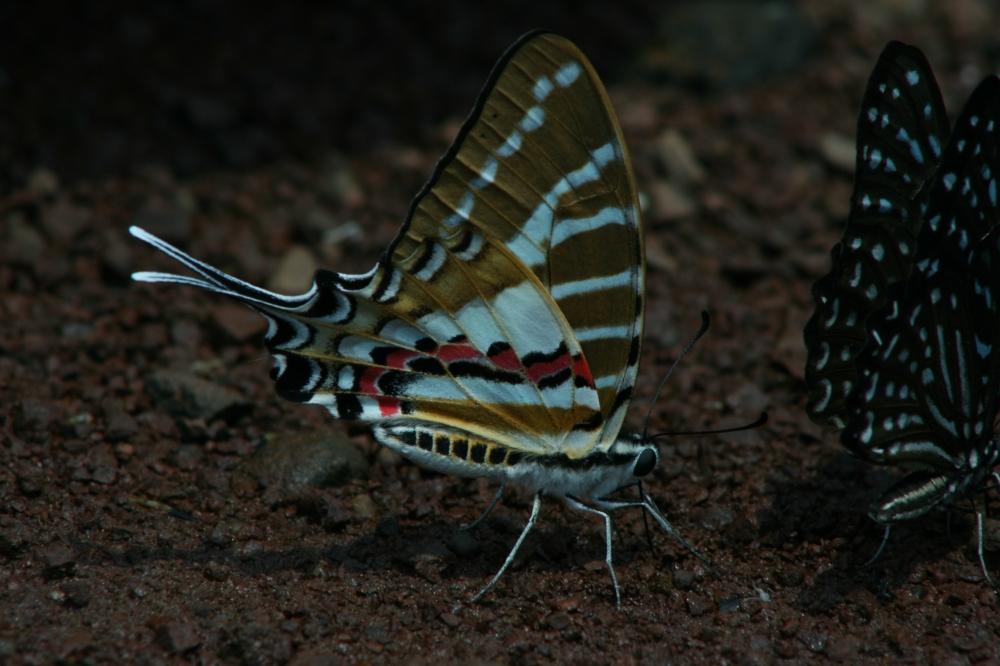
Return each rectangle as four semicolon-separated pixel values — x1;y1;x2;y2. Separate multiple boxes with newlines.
554;61;582;87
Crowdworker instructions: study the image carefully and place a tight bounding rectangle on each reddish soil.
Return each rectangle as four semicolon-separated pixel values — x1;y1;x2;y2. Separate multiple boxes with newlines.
3;2;999;664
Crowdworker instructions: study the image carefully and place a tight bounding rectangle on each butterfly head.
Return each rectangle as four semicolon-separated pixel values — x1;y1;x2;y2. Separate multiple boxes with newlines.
614;432;661;479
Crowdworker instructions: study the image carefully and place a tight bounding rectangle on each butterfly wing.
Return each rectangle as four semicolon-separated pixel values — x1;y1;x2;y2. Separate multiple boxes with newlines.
391;32;644;449
842;75;1000;476
804;41;950;429
132;32;642;459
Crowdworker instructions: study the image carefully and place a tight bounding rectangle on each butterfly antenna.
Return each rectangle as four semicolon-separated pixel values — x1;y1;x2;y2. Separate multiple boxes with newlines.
641;310;711;439
648;412;768;439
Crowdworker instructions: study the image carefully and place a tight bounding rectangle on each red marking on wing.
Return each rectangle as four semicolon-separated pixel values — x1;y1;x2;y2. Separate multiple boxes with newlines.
526;352;571;383
572;353;596;388
489;346;521;371
360;367;381;394
438;343;482;362
377;396;401;416
384;349;421;369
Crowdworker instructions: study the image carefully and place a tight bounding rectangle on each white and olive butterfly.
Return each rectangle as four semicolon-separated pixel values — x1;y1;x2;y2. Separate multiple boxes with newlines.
131;31;708;606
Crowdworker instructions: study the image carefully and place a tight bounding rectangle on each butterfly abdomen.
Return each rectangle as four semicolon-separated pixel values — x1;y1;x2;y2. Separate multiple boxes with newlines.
374;423;526;480
376;422;641;499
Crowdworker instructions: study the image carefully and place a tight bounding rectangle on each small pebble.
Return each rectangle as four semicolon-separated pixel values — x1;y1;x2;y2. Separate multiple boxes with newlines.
686;595;713;617
545;612;571;631
62;581;91;608
439;612;461;628
672;569;696;590
446;530;480;558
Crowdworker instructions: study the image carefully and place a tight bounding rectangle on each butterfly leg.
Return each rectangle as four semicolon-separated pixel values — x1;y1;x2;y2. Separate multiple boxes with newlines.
470;492;541;604
975;509;995;587
594;495;714;572
461;481;506;531
564;496;621;608
864;524;892;566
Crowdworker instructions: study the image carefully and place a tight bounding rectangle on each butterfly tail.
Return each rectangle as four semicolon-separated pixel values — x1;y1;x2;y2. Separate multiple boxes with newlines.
129;226;318;311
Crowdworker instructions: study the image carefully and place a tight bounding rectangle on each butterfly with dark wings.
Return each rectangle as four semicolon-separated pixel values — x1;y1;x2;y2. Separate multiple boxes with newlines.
132;32;754;606
805;41;1000;581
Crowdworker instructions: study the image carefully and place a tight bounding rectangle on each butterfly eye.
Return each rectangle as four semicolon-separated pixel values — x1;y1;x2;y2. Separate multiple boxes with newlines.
632;448;657;477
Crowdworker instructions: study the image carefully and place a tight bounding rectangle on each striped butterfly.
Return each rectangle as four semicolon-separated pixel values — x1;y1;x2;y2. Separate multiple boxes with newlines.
837;55;1000;580
804;41;950;430
131;32;709;606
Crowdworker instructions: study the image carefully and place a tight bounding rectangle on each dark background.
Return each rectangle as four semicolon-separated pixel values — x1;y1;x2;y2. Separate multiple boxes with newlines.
3;1;1000;664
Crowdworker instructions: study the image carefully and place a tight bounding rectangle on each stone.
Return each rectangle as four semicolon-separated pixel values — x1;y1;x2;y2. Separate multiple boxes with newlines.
41;543;76;579
647;181;697;221
211;303;266;342
153;618;200;654
238;431;367;500
656;129;705;185
267;245;318;295
145;370;252;422
819;132;856;174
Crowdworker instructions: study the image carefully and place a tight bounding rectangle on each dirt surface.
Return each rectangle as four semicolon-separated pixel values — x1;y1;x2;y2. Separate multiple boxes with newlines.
3;2;1000;664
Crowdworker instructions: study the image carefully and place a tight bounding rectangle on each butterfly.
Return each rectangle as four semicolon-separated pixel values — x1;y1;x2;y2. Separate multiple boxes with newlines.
131;31;713;607
810;41;1000;579
804;41;950;430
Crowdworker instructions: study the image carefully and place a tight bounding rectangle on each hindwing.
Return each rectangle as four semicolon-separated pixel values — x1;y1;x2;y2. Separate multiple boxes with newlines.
132;32;643;459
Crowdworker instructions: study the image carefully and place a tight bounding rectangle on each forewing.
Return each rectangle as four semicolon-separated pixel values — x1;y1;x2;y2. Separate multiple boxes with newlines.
131;225;601;457
805;41;950;428
390;32;644;449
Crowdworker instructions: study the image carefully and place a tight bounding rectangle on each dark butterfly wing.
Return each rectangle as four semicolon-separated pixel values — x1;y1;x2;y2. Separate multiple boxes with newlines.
841;75;1000;519
805;42;950;429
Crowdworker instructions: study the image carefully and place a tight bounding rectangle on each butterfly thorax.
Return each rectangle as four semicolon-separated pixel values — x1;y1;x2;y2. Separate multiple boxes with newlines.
376;422;658;500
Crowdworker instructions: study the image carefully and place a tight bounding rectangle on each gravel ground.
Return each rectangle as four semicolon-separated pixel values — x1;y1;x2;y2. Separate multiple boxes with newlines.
3;2;1000;664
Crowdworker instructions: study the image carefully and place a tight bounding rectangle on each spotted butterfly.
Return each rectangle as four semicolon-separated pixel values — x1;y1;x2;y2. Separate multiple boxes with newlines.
804;41;950;429
131;32;710;606
838;56;1000;579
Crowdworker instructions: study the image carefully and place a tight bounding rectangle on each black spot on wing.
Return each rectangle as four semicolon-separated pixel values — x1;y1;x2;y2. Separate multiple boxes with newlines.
608;386;633;416
452;228;475;254
334;394;362;420
572;412;603;431
627;336;640;366
523;342;568;367
274;355;323;402
415;337;438;353
470;443;487;463
418;431;433;451
376;370;412;396
537;367;572;389
409;239;437;276
448;361;523;384
305;277;355;323
487;341;512;357
372;268;398;303
408;356;446;375
267;317;314;350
